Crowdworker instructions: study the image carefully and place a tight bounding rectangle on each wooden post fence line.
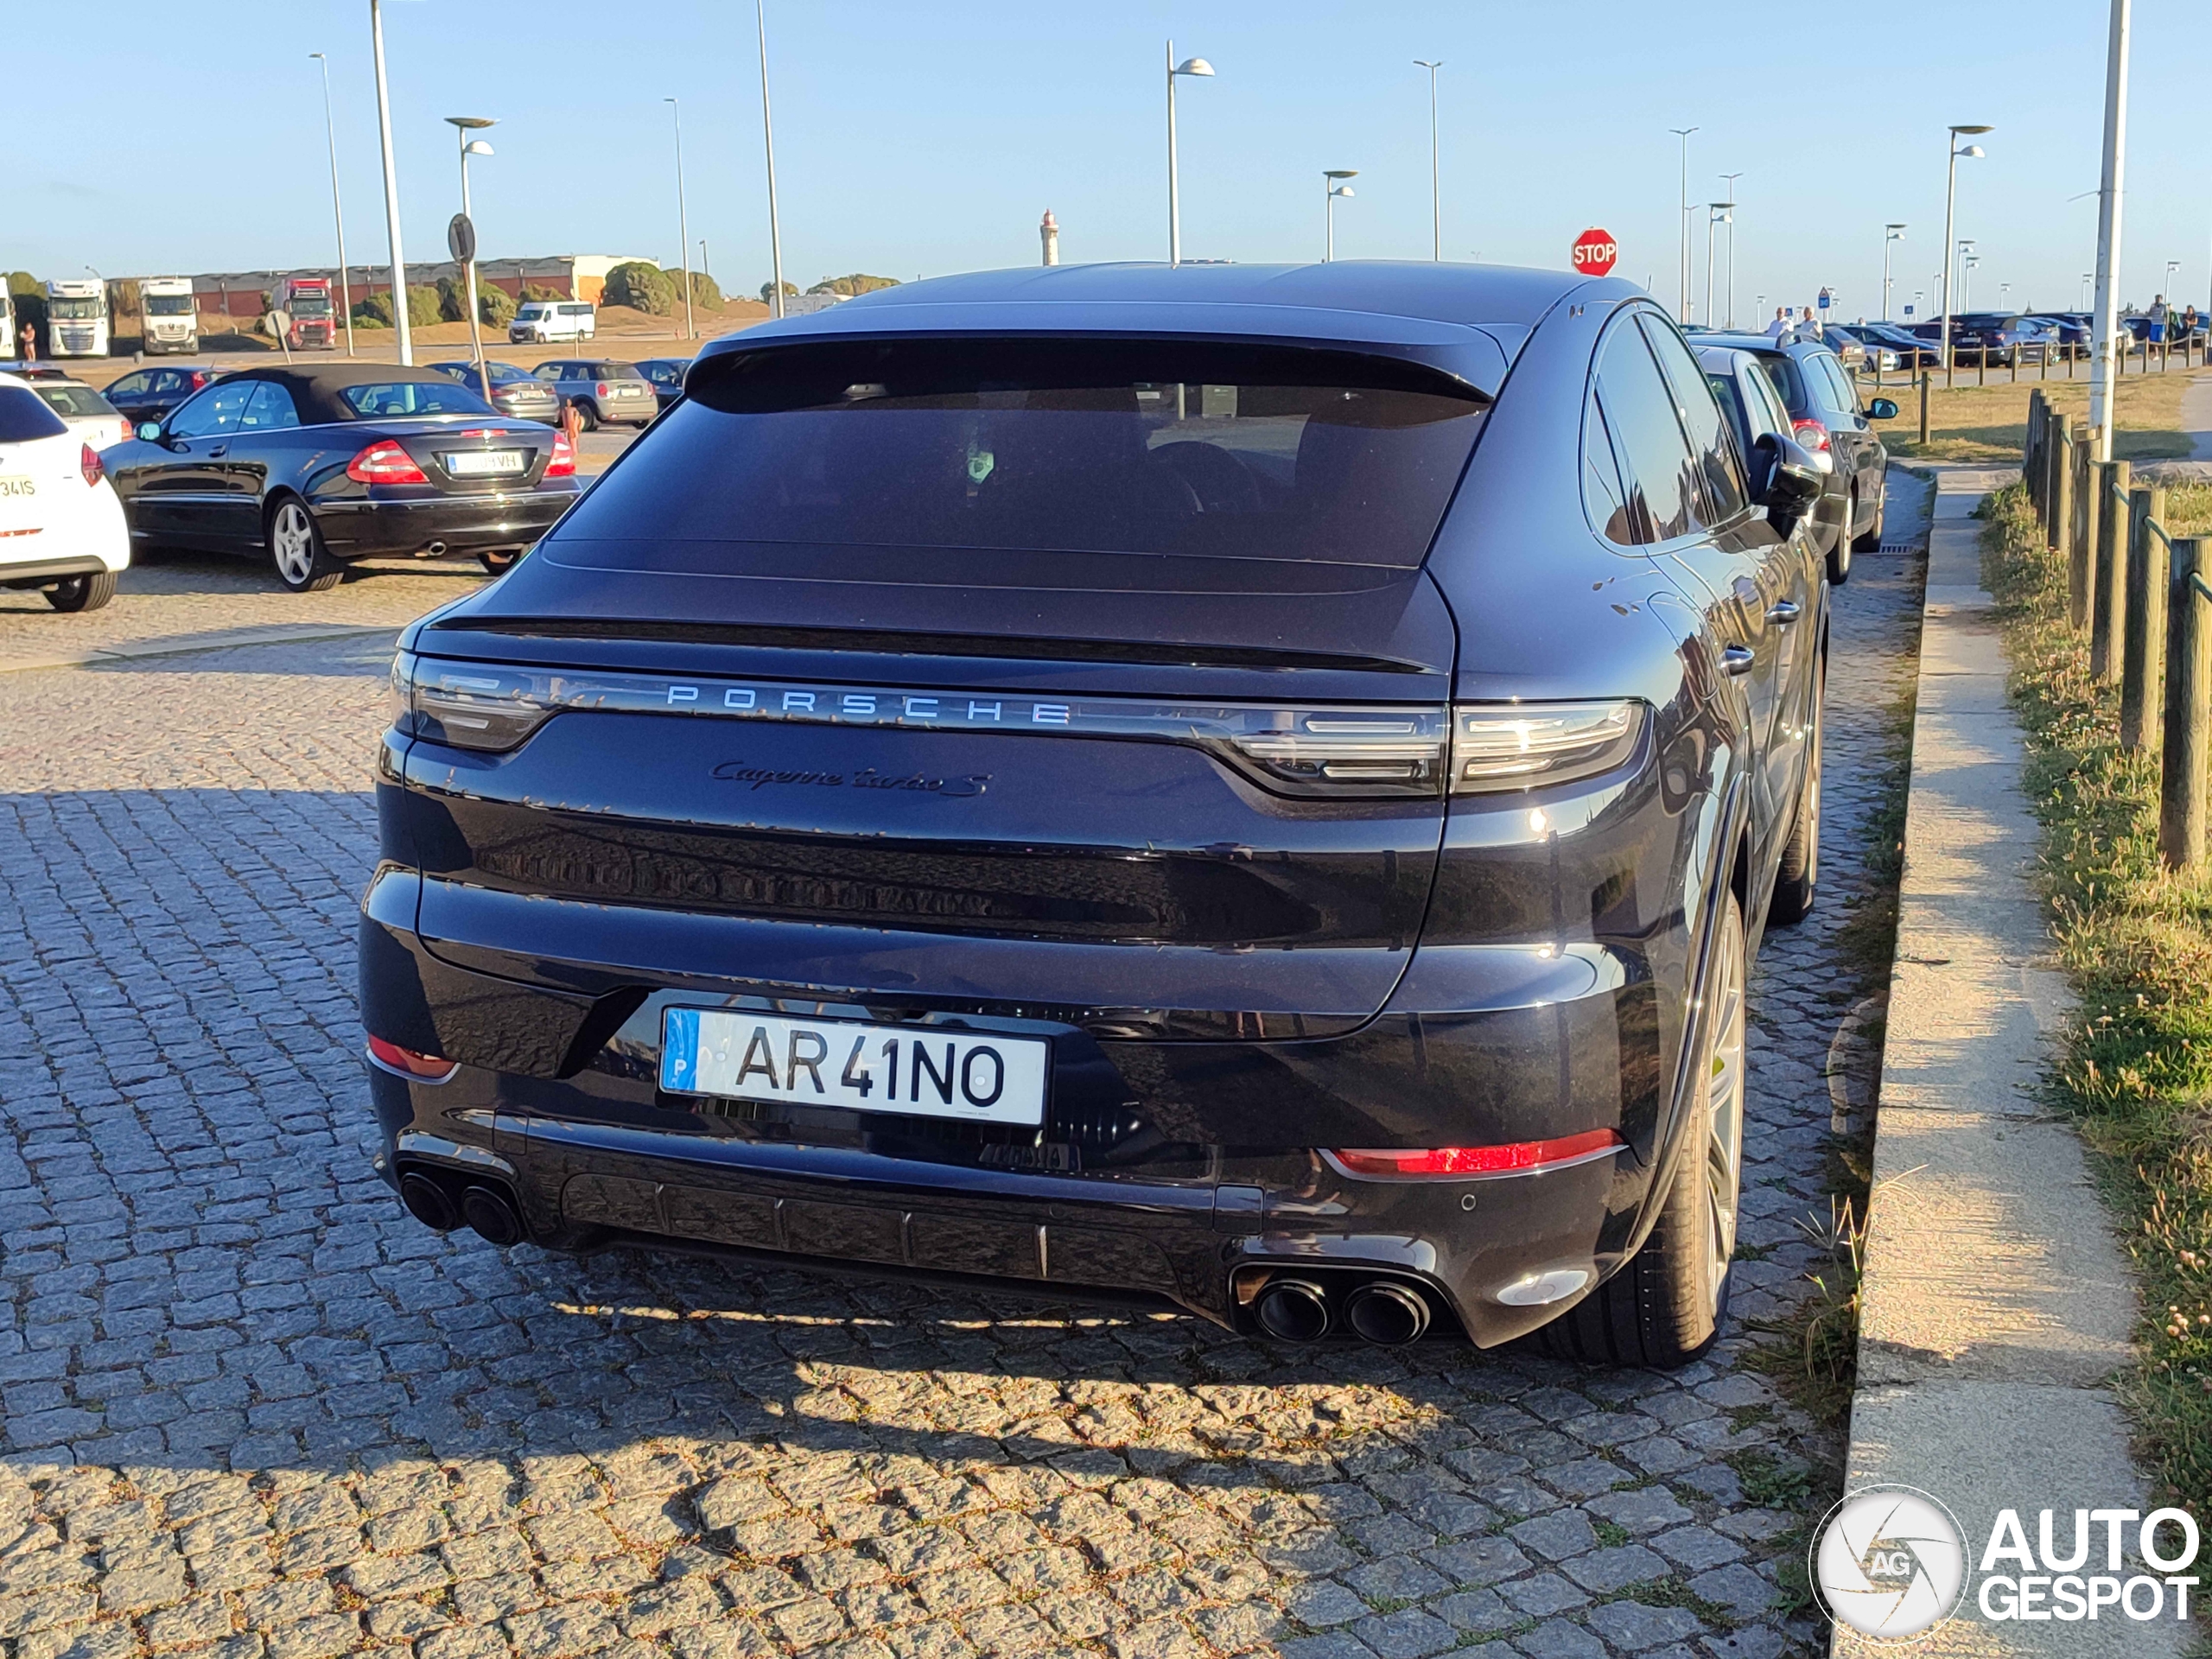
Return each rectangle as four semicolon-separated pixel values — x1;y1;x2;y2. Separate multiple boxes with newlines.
2093;460;2132;684
2121;485;2168;753
2161;540;2212;870
2070;424;2096;631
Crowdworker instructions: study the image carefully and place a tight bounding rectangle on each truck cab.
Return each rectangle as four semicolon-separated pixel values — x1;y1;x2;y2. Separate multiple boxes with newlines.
45;280;109;358
273;277;337;350
138;276;200;355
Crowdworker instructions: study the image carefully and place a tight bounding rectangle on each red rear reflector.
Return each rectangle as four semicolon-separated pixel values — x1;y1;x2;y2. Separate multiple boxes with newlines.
1330;1129;1624;1179
1790;417;1831;453
545;432;576;478
366;1035;459;1083
79;443;103;486
346;439;429;485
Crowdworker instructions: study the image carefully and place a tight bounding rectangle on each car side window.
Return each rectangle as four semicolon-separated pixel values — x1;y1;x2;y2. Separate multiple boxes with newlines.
1594;320;1697;543
1581;389;1637;546
238;382;302;433
1639;316;1748;526
536;363;563;380
166;378;257;439
1815;354;1859;415
109;372;149;399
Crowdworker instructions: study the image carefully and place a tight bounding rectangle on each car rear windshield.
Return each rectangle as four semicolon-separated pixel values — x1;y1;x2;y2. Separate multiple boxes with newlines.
37;385;117;418
561;338;1490;569
340;381;496;418
0;385;69;442
1753;351;1807;412
592;363;646;380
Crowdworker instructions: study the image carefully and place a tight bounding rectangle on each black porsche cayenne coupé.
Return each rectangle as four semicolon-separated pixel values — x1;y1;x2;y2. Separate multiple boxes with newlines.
362;261;1832;1367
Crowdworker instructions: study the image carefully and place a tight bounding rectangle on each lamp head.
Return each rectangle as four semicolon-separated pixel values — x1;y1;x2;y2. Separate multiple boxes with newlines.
1173;57;1213;77
1330;185;1355;200
309;51;325;60
445;115;496;131
1324;169;1358;180
465;139;494;156
1957;144;1985;159
1949;124;1993;135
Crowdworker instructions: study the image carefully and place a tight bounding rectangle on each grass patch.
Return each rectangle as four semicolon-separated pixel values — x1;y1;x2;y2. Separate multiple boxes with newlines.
1726;1448;1815;1509
1617;1574;1743;1628
1881;367;2203;463
1981;480;2212;1510
1592;1518;1631;1548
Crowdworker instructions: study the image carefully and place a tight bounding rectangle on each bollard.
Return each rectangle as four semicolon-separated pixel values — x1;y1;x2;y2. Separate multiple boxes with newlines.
1979;342;1988;386
2092;461;2132;682
2026;390;2047;512
2122;484;2168;751
2160;538;2211;870
2072;429;2099;632
1917;372;1931;445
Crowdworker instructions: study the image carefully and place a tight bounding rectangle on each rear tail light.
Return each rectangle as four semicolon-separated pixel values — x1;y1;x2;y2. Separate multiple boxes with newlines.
79;444;103;486
544;433;577;478
594;381;610;398
1446;701;1645;792
1790;417;1831;453
365;1034;459;1084
346;439;429;485
1329;1129;1626;1180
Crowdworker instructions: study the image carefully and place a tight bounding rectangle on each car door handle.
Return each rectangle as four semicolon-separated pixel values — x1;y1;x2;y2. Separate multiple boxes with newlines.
1721;645;1757;677
207;445;227;458
1766;600;1802;625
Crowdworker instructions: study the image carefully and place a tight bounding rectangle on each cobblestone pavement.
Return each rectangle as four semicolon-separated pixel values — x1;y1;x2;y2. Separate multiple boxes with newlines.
0;499;1928;1659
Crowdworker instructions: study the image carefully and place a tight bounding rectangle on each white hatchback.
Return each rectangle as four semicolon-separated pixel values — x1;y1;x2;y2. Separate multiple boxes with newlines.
0;380;130;612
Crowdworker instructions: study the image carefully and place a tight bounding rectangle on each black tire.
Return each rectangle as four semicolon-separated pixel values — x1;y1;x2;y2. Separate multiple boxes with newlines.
266;497;343;593
1768;657;1824;927
1852;479;1885;554
1826;524;1852;586
45;569;118;613
1537;890;1746;1369
575;400;601;433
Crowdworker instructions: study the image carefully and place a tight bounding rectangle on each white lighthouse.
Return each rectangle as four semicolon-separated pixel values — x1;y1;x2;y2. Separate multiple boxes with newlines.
1040;209;1059;268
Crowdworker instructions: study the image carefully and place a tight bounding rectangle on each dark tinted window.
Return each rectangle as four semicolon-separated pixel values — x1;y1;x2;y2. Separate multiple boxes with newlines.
560;338;1491;569
338;380;493;418
1641;316;1746;524
0;383;68;442
168;378;257;438
1581;391;1636;546
1755;351;1808;414
1812;353;1859;414
239;383;302;432
107;372;150;399
144;294;195;316
1593;322;1697;543
1704;373;1751;464
593;362;646;381
37;385;117;418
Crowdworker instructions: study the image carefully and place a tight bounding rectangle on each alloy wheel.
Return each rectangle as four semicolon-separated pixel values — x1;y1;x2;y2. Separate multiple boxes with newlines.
1703;908;1748;1308
271;503;318;586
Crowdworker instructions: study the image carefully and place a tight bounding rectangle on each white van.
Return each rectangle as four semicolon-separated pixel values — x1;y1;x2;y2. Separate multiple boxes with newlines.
510;300;595;344
138;276;199;355
45;279;109;358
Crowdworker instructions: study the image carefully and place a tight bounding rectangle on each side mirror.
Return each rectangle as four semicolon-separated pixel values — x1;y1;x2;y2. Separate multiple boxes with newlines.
1867;397;1899;421
136;421;162;443
1752;432;1830;528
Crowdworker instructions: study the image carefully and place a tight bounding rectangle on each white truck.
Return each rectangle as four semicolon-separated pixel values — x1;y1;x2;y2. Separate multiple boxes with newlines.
1;289;14;359
44;279;109;358
138;276;200;354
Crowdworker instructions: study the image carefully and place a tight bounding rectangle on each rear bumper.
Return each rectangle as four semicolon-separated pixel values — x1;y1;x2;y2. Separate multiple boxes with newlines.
311;489;576;559
0;488;130;579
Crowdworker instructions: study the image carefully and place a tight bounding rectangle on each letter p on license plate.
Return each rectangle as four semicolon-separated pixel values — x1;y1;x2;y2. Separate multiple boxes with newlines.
661;1009;1048;1127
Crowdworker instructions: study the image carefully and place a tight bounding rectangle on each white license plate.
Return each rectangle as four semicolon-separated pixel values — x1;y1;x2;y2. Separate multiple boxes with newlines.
443;450;526;477
661;1008;1048;1127
0;475;35;499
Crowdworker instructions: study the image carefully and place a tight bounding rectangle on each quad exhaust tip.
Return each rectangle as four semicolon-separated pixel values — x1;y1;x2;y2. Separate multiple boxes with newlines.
399;1169;525;1248
1346;1281;1431;1346
461;1185;524;1248
1252;1275;1435;1345
1253;1277;1332;1343
398;1172;456;1231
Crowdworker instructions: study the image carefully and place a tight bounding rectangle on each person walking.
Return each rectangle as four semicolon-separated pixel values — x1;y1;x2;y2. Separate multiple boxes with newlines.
2147;295;2169;347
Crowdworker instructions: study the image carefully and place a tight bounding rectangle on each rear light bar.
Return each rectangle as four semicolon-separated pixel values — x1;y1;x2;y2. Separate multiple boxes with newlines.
544;433;576;478
1328;1129;1624;1180
79;444;103;487
1790;417;1831;453
346;439;429;485
389;652;1646;796
365;1034;459;1084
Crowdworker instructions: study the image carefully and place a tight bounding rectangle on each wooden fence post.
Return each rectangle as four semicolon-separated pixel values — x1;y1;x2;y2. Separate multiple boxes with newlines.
2094;459;2133;683
2123;484;2168;751
2071;427;2098;632
2161;537;2210;870
2056;425;2078;592
2026;390;2046;512
1917;372;1930;446
2046;407;2069;542
1979;342;1988;385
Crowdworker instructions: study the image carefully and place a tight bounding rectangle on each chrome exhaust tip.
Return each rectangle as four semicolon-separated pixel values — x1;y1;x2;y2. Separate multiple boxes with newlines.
1346;1281;1431;1346
461;1185;524;1248
1253;1277;1332;1343
397;1171;456;1231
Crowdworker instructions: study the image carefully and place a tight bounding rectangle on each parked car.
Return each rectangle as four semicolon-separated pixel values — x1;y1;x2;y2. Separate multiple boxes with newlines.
1818;326;1897;373
510;300;596;344
2028;314;2094;349
22;378;130;449
635;357;691;413
1696;345;1833;522
0;364;73;385
531;359;656;429
100;365;228;427
0;378;129;612
428;359;563;425
362;262;1832;1370
1694;333;1896;582
104;364;579;588
1856;323;1944;370
1907;311;2045;367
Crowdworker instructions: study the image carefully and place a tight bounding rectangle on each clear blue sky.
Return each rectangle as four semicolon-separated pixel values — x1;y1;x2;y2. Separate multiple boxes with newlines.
6;0;2208;319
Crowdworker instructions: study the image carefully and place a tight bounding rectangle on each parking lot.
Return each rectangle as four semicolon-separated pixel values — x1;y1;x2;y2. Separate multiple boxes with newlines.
0;472;1927;1659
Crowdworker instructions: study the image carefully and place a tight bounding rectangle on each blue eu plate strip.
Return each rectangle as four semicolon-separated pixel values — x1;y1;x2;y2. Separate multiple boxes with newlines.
660;1007;701;1093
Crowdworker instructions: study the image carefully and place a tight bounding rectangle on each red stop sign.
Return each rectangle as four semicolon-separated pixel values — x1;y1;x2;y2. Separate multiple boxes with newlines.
1572;228;1618;276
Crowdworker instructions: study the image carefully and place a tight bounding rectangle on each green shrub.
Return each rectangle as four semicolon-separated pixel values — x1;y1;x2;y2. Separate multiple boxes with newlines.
809;273;899;297
349;303;391;329
760;279;798;304
675;270;722;310
521;282;565;303
355;285;442;329
603;261;677;315
478;284;517;327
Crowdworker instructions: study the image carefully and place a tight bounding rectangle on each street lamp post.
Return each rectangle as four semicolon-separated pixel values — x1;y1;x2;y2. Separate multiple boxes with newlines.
1961;251;1979;315
1669;127;1698;322
699;239;711;283
1882;224;1905;321
756;0;785;319
2088;0;2132;458
1719;172;1744;327
309;54;356;356
1704;206;1729;330
1324;171;1357;261
369;0;411;365
1938;124;1991;388
1166;44;1215;267
445;117;495;392
1414;60;1443;261
664;99;694;340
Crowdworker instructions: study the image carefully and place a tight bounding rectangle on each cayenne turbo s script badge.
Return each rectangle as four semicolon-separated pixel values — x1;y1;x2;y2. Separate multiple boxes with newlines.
710;760;990;797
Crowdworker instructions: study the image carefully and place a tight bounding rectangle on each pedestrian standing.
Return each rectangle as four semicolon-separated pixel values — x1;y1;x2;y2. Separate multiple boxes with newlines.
561;396;583;459
17;321;35;361
1764;308;1791;340
2148;294;2169;347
